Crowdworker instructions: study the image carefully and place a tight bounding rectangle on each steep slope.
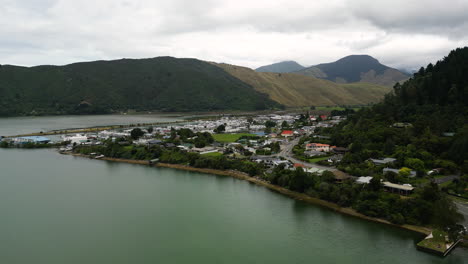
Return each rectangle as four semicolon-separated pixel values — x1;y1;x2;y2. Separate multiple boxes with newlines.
332;47;468;165
214;63;391;107
255;61;305;73
295;55;409;87
0;57;282;116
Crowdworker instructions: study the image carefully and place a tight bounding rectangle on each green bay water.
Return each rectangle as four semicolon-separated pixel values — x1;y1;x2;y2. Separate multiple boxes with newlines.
1;148;467;264
0;114;185;136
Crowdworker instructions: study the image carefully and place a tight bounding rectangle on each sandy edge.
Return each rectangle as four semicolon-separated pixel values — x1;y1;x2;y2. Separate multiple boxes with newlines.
68;153;432;236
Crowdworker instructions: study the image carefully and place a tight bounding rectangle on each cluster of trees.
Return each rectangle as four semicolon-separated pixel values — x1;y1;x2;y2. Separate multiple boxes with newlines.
166;128;214;148
263;166;463;229
75;141;264;176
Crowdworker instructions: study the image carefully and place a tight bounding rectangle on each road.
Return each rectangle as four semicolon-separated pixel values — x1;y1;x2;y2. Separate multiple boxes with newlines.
455;200;468;227
434;174;460;184
278;137;337;171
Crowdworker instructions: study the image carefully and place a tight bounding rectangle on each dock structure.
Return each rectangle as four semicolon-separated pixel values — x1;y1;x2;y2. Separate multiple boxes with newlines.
416;231;462;257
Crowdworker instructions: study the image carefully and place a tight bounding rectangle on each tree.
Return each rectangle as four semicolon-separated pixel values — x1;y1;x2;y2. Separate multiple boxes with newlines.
281;121;289;129
405;158;425;174
290;167;307;192
147;126;154;133
447;224;466;242
368;176;382;192
265;120;276;128
130;128;145;140
214;124;226;133
398;167;412;177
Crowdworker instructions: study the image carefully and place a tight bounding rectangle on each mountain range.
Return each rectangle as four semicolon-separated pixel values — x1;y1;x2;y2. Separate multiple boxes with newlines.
256;55;409;87
0;55;398;116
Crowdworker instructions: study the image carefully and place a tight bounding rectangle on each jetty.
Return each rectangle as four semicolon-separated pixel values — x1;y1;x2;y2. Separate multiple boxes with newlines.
416;230;462;257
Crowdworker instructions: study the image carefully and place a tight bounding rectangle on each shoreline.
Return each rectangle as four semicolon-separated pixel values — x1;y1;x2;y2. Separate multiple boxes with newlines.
69;153;432;236
3;120;188;138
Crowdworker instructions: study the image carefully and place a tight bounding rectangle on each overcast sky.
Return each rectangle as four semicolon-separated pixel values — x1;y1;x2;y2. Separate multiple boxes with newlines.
1;0;468;70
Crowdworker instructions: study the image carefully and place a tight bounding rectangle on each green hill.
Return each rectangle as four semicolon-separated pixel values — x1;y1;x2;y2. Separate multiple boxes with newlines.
215;63;391;107
295;55;409;87
0;57;282;116
331;47;468;169
255;61;306;73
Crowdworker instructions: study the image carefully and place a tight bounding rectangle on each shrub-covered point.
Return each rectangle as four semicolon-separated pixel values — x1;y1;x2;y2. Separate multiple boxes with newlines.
263;166;463;227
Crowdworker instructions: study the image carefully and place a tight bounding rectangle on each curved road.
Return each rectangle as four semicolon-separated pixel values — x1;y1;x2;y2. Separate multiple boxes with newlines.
279;138;337;171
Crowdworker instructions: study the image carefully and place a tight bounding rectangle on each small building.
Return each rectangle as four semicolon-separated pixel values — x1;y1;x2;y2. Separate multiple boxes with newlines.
392;122;412;128
63;134;88;144
383;167;417;178
370;158;396;166
332;147;349;154
13;136;51;144
332;171;351;183
383;181;414;195
281;130;294;137
306;143;331;152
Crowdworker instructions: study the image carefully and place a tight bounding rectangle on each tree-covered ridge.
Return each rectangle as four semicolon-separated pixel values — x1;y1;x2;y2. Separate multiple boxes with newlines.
330;47;468;175
0;57;282;116
394;47;468;106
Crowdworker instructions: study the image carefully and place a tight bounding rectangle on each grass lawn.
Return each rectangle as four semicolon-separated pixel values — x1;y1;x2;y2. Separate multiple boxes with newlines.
308;156;331;163
213;133;256;143
417;230;449;253
201;152;223;157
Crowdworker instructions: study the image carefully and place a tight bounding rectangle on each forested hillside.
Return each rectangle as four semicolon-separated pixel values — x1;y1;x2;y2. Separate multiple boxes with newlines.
0;57;282;116
331;47;468;174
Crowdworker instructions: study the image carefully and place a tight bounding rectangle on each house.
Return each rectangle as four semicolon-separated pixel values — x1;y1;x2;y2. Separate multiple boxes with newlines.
63;134;88;144
306;143;331;152
370;158;396;165
332;147;349;154
332;171;351;183
383;181;414;195
281;130;294;137
392;122;412;128
13;136;51;144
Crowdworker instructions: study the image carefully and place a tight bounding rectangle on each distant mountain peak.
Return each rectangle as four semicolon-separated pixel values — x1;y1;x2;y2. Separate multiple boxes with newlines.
255;61;305;73
295;55;409;86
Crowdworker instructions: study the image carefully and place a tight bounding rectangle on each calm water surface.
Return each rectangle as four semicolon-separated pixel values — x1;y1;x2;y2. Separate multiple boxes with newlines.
0;117;467;263
0;114;185;136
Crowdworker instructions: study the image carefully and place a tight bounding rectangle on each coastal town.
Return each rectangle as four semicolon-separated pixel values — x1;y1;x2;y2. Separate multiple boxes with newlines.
1;111;467;256
0;112;458;195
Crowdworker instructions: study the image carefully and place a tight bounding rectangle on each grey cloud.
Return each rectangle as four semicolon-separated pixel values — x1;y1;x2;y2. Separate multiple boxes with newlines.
349;0;468;38
0;0;467;71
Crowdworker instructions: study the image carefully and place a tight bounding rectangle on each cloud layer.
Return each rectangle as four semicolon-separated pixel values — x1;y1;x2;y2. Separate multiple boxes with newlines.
1;0;467;70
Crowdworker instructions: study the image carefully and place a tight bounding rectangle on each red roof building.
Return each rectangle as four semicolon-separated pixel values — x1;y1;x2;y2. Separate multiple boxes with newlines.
281;130;294;137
